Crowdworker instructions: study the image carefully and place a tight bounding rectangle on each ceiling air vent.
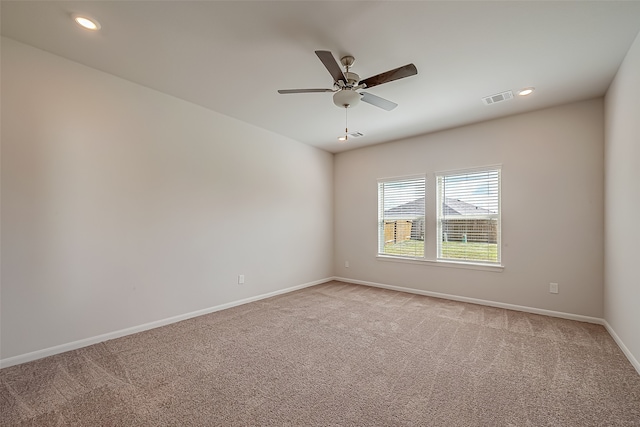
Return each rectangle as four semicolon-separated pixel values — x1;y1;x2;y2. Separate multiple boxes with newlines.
348;131;365;138
482;90;513;106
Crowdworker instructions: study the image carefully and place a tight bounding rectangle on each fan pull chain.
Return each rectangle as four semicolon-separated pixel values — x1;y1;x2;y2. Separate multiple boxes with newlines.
338;106;349;142
344;107;348;141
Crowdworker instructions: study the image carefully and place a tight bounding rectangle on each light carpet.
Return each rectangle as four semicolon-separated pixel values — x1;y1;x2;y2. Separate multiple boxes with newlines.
1;281;639;426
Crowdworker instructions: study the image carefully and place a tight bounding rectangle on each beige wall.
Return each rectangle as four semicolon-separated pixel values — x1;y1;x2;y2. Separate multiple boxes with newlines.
0;38;334;360
604;31;640;367
4;33;630;366
334;99;604;318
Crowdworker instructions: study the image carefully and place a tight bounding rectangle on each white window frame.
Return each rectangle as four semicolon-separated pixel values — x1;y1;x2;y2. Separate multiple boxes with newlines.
377;174;426;260
435;166;502;266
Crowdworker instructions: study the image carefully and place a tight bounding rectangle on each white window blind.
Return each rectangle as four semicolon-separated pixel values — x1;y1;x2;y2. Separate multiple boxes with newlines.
436;168;501;264
378;176;425;258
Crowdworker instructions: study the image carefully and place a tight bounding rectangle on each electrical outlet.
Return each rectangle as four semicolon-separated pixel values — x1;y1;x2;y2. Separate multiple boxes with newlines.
549;282;559;294
238;274;245;285
345;261;349;268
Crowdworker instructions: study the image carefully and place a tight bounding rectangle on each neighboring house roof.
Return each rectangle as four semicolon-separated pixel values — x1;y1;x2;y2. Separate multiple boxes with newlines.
384;197;425;220
443;198;494;215
384;197;493;220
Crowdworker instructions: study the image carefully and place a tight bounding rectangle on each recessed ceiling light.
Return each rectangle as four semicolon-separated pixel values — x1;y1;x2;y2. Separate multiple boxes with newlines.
73;15;101;31
518;87;535;96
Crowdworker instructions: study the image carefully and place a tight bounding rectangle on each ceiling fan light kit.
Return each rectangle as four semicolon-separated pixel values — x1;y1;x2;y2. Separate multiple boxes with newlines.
333;89;360;108
278;50;417;141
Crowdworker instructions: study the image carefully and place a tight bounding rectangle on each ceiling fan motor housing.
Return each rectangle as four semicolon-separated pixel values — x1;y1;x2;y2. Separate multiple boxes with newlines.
333;89;361;108
344;71;360;87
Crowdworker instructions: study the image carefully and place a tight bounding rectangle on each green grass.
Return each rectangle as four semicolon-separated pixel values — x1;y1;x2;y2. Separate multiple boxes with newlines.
383;239;424;257
383;240;498;263
440;241;498;262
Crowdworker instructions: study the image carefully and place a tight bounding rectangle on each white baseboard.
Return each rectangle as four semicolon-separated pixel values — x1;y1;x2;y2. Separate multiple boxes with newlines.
0;277;332;369
4;276;639;378
602;320;640;376
333;276;603;324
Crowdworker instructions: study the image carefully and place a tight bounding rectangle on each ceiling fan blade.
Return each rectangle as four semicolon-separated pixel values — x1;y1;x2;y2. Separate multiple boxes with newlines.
278;88;335;94
360;92;398;111
315;50;347;84
360;64;417;89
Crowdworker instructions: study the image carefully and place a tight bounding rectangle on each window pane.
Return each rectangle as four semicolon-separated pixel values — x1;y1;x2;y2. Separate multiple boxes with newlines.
437;169;500;264
378;177;425;258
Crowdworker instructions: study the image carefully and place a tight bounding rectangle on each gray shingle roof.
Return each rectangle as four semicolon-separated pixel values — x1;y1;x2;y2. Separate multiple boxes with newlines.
384;197;425;220
384;197;493;219
443;198;493;215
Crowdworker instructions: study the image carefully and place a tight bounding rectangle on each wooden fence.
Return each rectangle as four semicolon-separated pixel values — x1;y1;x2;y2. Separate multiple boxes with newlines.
441;219;498;243
384;219;424;243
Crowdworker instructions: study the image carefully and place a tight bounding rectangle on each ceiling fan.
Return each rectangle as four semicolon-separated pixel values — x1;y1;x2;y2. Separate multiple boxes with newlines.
278;50;417;111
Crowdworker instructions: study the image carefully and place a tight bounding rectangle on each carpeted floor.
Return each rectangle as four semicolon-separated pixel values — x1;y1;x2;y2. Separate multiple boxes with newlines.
1;281;639;426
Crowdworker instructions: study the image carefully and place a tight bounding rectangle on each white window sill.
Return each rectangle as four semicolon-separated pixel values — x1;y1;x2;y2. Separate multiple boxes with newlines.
376;255;504;272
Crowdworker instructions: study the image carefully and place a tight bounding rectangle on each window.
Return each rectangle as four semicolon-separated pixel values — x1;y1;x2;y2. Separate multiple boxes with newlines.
436;167;501;264
378;176;425;258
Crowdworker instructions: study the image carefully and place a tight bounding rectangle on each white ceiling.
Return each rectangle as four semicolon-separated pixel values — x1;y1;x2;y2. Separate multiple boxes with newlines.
2;1;640;153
